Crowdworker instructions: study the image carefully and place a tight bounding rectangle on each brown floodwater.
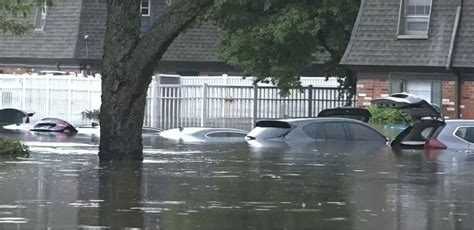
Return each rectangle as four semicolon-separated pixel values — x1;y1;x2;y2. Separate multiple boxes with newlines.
1;129;474;229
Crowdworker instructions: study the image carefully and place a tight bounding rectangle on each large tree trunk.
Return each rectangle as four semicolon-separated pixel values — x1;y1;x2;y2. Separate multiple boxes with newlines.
99;0;214;162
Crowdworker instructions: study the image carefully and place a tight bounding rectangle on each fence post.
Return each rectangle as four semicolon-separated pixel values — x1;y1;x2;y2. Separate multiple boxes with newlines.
67;78;72;122
21;76;26;111
308;85;313;117
149;78;155;127
251;84;258;129
223;74;228;85
156;77;162;129
201;83;208;127
46;77;50;117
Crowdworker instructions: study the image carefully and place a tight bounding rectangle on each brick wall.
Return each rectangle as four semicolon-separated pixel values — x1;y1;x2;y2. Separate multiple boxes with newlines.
356;79;390;107
461;81;474;119
441;81;456;119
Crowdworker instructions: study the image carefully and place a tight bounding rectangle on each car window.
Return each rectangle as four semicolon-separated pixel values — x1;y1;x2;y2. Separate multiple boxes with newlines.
345;123;385;141
206;132;246;138
303;123;325;140
227;132;247;137
421;127;434;139
321;122;347;140
0;109;24;124
455;127;474;143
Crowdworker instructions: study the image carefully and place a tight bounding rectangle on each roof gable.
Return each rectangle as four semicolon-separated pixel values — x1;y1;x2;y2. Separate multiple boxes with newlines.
0;0;82;60
341;0;469;68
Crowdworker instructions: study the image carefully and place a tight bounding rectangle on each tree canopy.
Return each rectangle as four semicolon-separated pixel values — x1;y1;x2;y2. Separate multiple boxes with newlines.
0;0;51;36
213;0;360;99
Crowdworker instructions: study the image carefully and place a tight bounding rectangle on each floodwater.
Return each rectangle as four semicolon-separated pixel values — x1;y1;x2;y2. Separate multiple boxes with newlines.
1;130;474;229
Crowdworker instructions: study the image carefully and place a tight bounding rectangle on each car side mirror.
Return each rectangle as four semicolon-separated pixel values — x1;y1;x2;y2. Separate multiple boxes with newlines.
91;122;99;128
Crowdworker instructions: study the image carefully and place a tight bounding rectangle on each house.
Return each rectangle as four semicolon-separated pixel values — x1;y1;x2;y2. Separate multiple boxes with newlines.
0;0;236;76
340;0;474;119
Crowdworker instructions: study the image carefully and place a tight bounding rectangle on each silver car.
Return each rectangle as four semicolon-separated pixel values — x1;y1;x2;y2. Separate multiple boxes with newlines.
372;92;474;150
246;116;388;144
160;127;248;143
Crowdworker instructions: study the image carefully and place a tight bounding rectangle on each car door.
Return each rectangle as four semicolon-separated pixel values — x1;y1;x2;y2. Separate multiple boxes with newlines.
302;121;349;141
453;126;474;149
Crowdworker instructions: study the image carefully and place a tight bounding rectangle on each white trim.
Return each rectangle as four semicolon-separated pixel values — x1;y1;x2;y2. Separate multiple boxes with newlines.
141;0;151;17
397;34;429;39
34;2;48;31
397;0;432;37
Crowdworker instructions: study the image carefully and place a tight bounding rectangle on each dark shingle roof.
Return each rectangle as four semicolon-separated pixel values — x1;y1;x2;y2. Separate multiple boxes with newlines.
75;0;220;62
74;0;107;60
0;0;82;59
452;1;474;67
340;0;474;68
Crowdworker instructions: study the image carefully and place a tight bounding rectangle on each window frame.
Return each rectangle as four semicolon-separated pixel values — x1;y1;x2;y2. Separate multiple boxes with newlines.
453;126;474;144
34;2;48;31
141;0;151;17
397;0;433;39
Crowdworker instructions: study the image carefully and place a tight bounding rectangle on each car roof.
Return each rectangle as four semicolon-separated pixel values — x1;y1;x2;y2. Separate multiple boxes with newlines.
162;127;248;135
269;117;370;126
445;120;474;126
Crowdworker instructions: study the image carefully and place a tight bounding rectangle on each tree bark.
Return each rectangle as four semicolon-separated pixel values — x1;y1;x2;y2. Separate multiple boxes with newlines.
99;0;214;162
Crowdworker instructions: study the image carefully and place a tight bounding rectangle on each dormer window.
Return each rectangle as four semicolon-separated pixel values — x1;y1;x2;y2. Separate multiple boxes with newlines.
34;2;48;31
398;0;432;39
141;0;150;16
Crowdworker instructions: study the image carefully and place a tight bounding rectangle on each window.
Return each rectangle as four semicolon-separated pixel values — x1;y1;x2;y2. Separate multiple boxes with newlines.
322;122;347;140
345;123;386;142
303;123;325;140
34;2;48;31
206;132;247;138
455;127;474;143
398;0;432;38
141;0;150;16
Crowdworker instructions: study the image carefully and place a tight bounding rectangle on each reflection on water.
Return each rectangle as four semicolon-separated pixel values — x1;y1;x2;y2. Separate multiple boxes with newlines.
1;131;474;229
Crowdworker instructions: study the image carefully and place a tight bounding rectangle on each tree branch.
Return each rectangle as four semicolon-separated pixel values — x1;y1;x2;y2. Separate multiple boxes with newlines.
128;0;214;77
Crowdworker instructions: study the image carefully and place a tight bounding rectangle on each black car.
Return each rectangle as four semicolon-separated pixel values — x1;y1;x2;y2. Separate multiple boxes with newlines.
30;118;78;134
0;108;35;126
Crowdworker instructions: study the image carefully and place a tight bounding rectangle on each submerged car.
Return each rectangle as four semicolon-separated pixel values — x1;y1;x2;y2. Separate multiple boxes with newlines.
372;92;474;150
0;108;35;126
160;127;248;143
30;118;78;134
246;107;388;145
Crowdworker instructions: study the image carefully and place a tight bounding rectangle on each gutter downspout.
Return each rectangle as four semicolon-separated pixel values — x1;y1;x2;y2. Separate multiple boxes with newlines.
446;4;462;118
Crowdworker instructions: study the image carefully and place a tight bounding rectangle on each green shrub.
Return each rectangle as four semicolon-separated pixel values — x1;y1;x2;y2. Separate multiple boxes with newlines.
0;138;30;158
82;109;100;121
368;105;409;125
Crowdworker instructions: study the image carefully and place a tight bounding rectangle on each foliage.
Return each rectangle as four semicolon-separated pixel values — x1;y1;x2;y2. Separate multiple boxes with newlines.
0;138;30;158
0;0;52;36
368;105;408;125
213;0;360;99
82;109;100;121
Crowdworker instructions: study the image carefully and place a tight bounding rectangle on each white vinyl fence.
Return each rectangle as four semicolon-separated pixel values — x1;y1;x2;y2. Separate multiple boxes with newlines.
1;74;350;130
0;74;101;124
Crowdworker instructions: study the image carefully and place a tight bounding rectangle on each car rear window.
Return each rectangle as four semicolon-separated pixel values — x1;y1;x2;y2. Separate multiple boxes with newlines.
255;121;291;129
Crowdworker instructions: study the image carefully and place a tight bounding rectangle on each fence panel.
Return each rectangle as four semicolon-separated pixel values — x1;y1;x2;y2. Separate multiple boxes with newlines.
1;74;352;131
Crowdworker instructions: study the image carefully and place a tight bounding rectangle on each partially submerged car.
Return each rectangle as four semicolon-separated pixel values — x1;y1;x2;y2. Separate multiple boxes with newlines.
246;107;388;145
0;108;35;126
160;127;248;143
30;118;78;134
372;92;474;150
